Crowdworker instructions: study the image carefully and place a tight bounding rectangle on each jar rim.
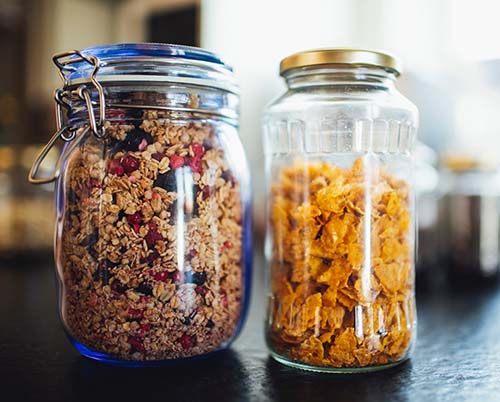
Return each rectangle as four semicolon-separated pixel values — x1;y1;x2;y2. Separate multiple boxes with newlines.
279;48;402;77
78;43;232;70
55;43;239;94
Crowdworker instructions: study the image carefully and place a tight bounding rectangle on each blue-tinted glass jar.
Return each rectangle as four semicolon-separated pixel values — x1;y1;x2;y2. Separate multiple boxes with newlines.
31;43;252;366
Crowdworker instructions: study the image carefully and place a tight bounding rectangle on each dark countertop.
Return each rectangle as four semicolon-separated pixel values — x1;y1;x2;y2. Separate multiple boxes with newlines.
2;258;500;402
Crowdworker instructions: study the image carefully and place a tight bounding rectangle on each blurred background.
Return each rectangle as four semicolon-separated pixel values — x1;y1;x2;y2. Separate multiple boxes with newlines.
2;0;500;285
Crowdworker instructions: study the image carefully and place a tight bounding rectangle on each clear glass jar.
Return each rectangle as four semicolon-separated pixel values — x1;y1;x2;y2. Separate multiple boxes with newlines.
30;43;252;366
263;49;418;372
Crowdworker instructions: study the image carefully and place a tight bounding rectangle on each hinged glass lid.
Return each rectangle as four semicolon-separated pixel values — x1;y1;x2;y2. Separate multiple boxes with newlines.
53;43;238;93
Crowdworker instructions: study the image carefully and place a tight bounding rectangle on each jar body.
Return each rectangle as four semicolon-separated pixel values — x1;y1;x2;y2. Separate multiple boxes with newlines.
53;47;251;365
441;168;500;285
263;70;418;372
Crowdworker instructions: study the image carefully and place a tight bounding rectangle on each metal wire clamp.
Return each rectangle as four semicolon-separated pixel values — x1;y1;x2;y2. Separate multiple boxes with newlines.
29;50;106;184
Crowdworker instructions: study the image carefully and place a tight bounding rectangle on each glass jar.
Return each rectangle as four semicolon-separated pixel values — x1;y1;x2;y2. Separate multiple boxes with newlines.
30;43;252;366
263;49;418;372
441;156;500;285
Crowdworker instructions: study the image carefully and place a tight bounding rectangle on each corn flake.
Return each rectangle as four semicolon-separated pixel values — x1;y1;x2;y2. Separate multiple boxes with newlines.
269;158;414;369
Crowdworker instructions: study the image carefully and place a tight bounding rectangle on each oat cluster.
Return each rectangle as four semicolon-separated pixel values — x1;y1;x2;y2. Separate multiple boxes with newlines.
59;110;243;361
268;158;415;369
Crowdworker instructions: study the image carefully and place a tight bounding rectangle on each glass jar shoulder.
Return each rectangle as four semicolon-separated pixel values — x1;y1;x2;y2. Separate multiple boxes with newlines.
263;87;418;126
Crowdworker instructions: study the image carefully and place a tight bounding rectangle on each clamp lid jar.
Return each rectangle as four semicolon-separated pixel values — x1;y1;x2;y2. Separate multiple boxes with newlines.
30;43;251;366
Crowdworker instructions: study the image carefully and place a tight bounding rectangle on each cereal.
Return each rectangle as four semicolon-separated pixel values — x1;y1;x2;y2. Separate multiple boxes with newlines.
59;110;244;361
267;158;415;369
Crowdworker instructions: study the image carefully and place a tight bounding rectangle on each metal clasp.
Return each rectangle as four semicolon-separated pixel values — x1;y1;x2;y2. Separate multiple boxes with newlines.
53;49;106;138
29;49;106;184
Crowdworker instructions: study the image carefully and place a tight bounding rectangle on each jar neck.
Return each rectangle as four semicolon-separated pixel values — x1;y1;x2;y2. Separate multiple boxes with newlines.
283;66;397;91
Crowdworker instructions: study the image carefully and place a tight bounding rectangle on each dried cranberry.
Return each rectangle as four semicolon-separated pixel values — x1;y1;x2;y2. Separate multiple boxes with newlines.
121;155;139;174
220;289;228;308
128;336;145;352
202;186;215;200
108;159;124;176
141;250;160;264
170;155;185;169
139;323;152;331
140;296;149;304
152;152;164;161
88;178;102;189
188;157;202;173
123;128;153;151
111;280;126;294
195;285;209;296
186;249;197;261
127;212;142;226
179;334;194;349
107;109;126;120
144;223;163;247
128;308;144;320
220;240;233;251
87;294;98;307
153;271;169;281
191;143;205;157
138;323;152;337
132;223;140;233
171;271;183;282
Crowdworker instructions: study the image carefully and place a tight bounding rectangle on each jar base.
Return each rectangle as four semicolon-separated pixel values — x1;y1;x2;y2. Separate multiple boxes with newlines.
69;337;231;368
270;351;409;374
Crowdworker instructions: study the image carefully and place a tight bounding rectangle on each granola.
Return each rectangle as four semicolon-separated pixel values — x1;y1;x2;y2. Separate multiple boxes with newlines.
267;158;415;369
59;110;244;361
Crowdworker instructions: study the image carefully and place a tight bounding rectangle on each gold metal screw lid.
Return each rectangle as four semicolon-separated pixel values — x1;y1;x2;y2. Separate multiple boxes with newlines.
279;48;402;76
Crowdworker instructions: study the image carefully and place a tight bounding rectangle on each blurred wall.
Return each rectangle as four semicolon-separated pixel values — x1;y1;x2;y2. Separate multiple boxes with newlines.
25;0;116;106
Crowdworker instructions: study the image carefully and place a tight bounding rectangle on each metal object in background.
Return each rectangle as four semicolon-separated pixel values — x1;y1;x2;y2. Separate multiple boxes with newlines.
441;157;500;284
445;194;500;279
